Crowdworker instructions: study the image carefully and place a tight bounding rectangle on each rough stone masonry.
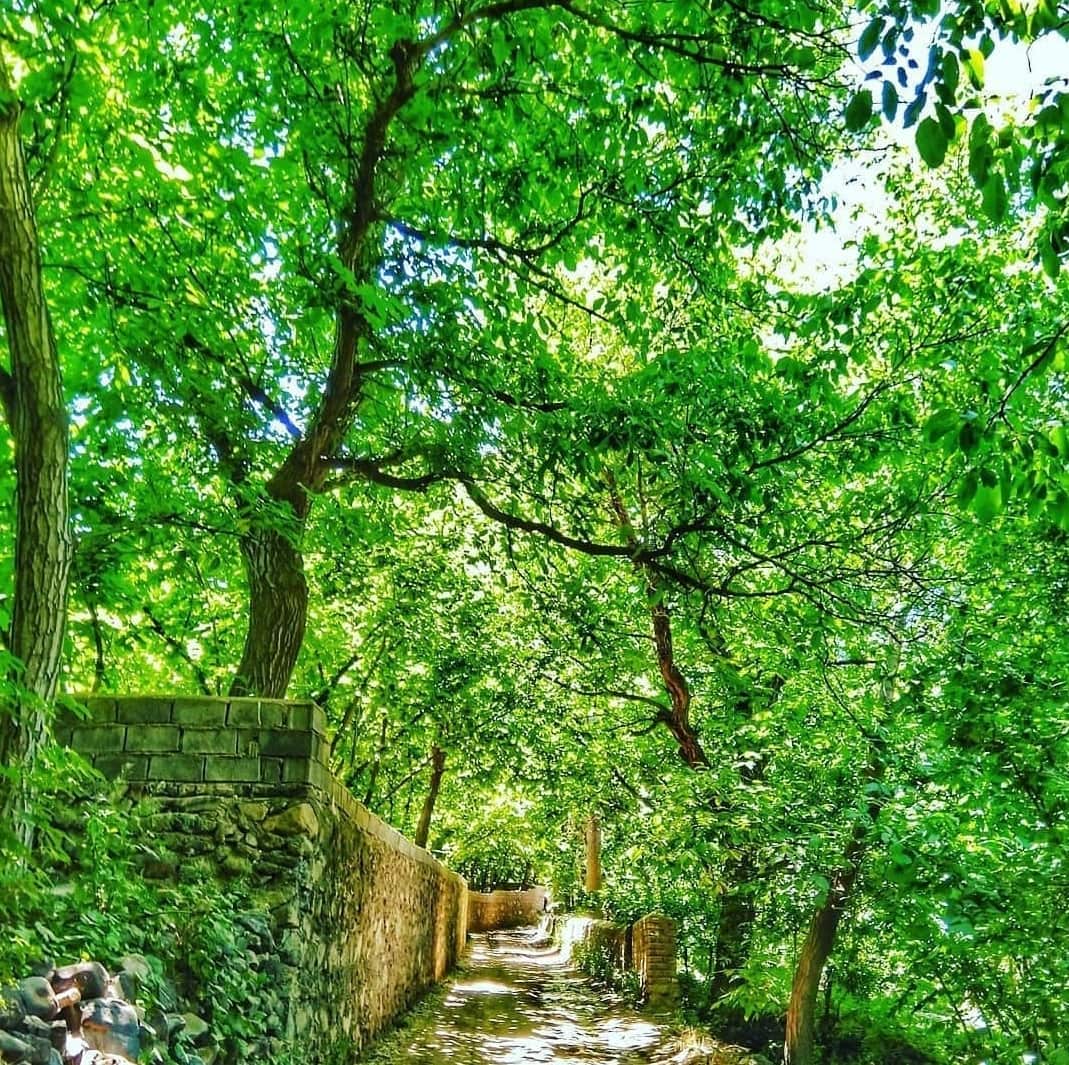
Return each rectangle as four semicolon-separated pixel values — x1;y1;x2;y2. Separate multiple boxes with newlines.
58;696;469;1064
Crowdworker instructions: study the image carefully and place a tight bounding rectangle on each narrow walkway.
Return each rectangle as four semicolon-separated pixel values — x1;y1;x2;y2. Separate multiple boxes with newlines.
393;928;672;1064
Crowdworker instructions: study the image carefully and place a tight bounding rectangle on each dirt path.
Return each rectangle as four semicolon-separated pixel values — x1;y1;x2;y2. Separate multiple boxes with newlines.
384;927;674;1064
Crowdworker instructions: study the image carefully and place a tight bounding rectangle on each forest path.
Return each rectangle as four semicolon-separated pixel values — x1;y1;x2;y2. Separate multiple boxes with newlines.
380;927;674;1064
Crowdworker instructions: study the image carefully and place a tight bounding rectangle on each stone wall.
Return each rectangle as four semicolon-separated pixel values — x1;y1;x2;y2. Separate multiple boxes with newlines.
60;696;468;1064
467;887;547;932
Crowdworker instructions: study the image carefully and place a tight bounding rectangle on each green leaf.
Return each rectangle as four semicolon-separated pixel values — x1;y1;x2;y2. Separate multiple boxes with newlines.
958;420;980;453
916;117;948;167
940;52;959;98
882;80;899;121
1041;235;1061;279
980;172;1007;221
845;89;873;132
1049;425;1068;457
963;48;985;88
968;141;992;187
957;469;979;506
923;408;959;442
973;476;1003;522
903;94;925;128
858;18;885;61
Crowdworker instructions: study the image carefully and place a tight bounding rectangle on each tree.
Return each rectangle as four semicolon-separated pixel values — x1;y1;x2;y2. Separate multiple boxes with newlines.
0;54;72;831
15;0;854;697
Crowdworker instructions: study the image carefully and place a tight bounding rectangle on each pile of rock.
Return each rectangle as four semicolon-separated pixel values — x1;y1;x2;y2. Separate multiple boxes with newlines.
0;957;209;1065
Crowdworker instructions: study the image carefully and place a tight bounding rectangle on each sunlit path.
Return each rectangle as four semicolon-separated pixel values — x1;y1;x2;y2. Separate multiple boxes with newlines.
392;928;669;1064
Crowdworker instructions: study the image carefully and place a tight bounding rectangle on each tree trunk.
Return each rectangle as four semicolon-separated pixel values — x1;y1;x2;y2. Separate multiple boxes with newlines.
0;77;73;823
783;864;857;1065
784;750;886;1064
414;745;446;849
584;814;602;892
709;853;757;1006
784;667;894;1065
229;524;309;698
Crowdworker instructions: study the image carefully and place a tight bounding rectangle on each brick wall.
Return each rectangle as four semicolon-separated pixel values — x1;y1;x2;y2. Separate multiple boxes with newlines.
631;915;679;1008
60;696;468;1062
554;912;678;1009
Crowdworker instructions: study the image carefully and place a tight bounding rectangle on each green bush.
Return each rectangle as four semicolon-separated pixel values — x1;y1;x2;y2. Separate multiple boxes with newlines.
0;743;289;1064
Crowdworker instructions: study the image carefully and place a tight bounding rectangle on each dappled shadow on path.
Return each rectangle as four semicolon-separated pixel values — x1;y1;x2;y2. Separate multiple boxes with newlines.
396;928;669;1064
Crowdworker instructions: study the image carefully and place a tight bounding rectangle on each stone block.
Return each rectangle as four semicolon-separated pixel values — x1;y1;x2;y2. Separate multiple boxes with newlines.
93;754;149;781
73;726;125;753
173;698;228;727
259;729;314;759
282;758;312;785
263;803;319;838
260;701;287;729
260;758;284;784
204;757;261;783
227;699;262;727
115;697;173;724
84;696;119;723
148;754;204;782
287;703;315;731
307;760;332;792
125;723;180;752
236;729;261;757
181;728;238;755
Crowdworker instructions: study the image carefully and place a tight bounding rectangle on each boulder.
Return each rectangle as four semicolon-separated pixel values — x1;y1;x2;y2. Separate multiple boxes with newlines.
51;963;109;1002
17;981;56;1022
262;803;319;838
81;999;140;1061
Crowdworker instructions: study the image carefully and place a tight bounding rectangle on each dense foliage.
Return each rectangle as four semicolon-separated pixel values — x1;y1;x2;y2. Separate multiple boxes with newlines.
1;0;1068;1063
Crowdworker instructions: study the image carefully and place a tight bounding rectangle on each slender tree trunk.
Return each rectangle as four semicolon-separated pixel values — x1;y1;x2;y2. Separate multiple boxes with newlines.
89;603;107;693
784;663;894;1065
584;814;602;892
229;524;309;698
363;711;389;807
414;745;446;849
0;75;73;829
783;751;886;1064
783;859;859;1065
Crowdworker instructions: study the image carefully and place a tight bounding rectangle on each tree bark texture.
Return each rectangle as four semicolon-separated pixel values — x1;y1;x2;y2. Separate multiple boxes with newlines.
584;814;602;892
0;89;73;783
414;745;446;849
783;862;858;1065
783;744;885;1065
229;525;309;698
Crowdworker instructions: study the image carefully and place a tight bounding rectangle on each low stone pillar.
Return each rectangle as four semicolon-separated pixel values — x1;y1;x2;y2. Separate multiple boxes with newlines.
631;914;679;1008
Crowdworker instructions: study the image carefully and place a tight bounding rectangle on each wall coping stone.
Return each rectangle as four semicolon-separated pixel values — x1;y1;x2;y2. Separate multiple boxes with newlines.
61;694;460;881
